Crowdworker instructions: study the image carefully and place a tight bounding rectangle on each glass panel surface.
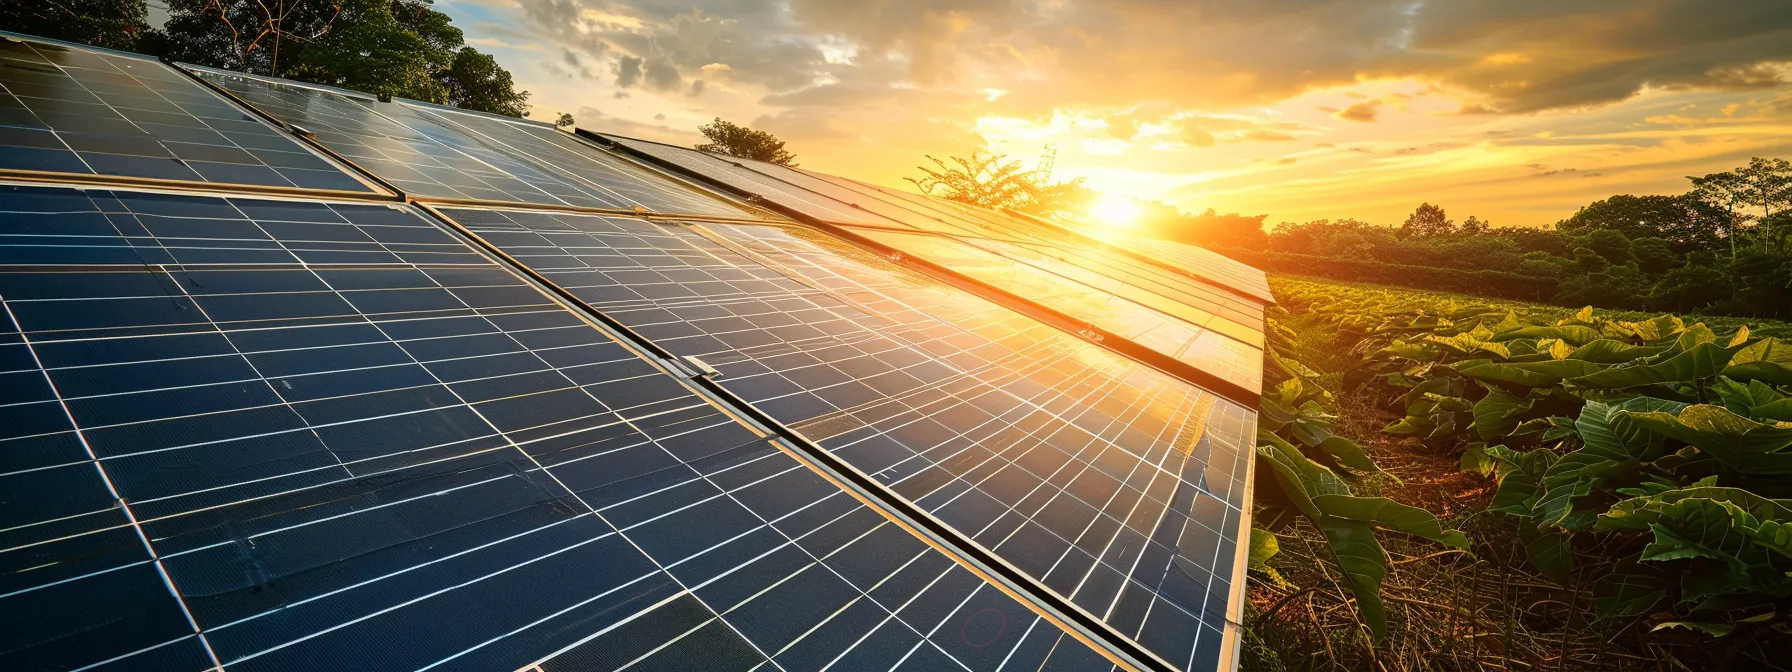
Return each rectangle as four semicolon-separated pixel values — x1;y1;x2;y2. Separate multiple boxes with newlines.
444;206;1256;671
0;185;1110;672
599;133;888;226
0;34;372;192
400;104;755;218
187;67;628;208
592;135;1264;391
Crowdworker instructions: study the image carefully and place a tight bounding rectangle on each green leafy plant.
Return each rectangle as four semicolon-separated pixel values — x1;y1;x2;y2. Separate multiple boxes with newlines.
1250;308;1469;642
1352;300;1792;643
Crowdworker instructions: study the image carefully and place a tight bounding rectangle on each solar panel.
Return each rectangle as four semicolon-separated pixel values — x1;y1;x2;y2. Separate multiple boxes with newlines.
437;206;1256;671
0;33;375;193
729;165;1269;346
1072;230;1273;305
802;173;1270;322
4;28;1272;671
399;104;756;219
597;133;892;226
593;134;1265;397
840;225;1264;393
0;184;1124;672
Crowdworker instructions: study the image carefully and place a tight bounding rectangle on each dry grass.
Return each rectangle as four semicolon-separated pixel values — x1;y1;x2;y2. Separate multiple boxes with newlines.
1242;277;1792;672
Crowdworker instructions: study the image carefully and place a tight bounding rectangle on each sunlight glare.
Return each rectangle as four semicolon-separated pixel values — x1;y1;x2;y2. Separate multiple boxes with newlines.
1090;196;1141;228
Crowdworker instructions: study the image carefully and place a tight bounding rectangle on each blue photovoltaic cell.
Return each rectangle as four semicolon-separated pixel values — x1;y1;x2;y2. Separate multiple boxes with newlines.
442;206;1255;671
397;103;757;219
182;65;756;218
0;33;372;193
0;184;1119;672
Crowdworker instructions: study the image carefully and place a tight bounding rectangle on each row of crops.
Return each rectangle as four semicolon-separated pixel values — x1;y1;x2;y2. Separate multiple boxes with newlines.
1249;277;1792;668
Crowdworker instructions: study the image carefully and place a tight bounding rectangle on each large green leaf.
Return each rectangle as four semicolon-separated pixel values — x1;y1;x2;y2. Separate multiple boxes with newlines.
1247;526;1293;588
1709;376;1792;422
1424;332;1511;359
1312;495;1470;548
1600;487;1792;533
1473;386;1536;442
1315;435;1382;473
1380;341;1440;361
1457;359;1606;387
1622;405;1792;475
1317;517;1390;641
1256;434;1351;520
1529;398;1680;528
1519;524;1574;584
1594;561;1674;620
1490;324;1602;346
1484;444;1557;516
1613;314;1687;344
1568;342;1743;389
1567;339;1671;364
1725;338;1792;385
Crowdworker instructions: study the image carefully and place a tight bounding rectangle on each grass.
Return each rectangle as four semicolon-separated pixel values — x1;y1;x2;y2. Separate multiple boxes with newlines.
1241;275;1792;672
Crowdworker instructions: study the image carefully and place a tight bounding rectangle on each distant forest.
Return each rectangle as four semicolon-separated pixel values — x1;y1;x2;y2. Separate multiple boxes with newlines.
1144;158;1792;320
1;0;530;116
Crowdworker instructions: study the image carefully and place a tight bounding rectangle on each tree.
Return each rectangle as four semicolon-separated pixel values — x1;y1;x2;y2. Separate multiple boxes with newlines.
908;152;1093;217
1649;260;1731;313
0;0;150;50
1569;229;1636;266
440;47;529;116
158;0;529;116
1460;215;1489;236
555;113;575;129
696;118;797;166
1556;194;1724;251
1630;236;1677;274
1400;203;1455;238
1175;209;1269;249
1690;168;1756;258
1739;157;1792;220
291;6;444;101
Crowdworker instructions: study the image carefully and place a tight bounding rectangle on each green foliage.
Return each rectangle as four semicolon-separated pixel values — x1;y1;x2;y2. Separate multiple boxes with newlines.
34;0;535;116
696;118;797;166
908;151;1092;218
1210;156;1792;321
0;0;149;50
1400;202;1455;238
440;47;529;116
1251;309;1467;642
1353;298;1792;639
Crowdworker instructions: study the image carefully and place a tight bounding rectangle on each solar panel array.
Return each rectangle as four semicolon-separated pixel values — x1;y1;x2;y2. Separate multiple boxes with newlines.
0;32;1269;672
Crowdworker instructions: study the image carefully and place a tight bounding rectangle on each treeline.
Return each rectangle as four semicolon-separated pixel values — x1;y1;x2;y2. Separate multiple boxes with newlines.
1;0;529;116
1145;158;1792;320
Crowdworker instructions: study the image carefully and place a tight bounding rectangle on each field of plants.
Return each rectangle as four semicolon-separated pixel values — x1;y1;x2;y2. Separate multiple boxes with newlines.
1244;276;1792;671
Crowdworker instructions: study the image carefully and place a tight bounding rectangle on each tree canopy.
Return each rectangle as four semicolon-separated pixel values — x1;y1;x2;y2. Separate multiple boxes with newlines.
20;0;530;117
1400;203;1455;238
908;152;1092;218
0;0;150;51
695;118;797;166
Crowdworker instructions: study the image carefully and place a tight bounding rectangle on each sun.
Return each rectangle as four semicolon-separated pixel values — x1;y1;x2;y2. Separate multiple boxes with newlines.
1089;195;1141;228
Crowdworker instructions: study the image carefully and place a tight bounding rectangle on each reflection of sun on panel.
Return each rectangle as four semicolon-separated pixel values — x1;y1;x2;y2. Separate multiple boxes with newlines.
1089;195;1141;228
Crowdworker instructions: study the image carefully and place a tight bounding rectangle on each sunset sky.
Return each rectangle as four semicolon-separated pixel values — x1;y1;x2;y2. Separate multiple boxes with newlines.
435;0;1792;228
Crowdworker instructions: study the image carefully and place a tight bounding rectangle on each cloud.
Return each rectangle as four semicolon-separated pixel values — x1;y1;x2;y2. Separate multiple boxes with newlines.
1180;128;1217;147
1333;100;1382;122
1241;130;1298;142
616;55;643;88
493;0;1792;121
